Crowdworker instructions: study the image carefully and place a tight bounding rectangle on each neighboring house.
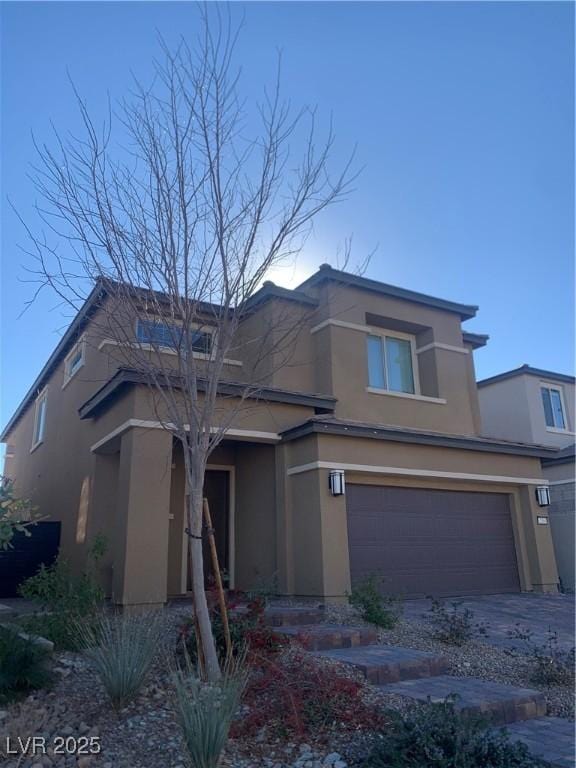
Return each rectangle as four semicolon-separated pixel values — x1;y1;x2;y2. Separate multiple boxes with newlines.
478;366;575;592
1;266;560;608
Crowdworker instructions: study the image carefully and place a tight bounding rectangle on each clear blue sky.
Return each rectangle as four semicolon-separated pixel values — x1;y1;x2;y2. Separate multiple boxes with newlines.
1;1;574;429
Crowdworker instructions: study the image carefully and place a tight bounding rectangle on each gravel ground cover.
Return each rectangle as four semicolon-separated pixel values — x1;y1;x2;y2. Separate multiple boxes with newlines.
0;605;389;768
324;602;575;721
1;598;572;768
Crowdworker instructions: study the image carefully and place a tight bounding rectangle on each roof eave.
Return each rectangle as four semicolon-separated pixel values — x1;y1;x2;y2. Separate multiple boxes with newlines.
0;282;107;442
78;368;337;421
280;418;557;458
297;266;478;320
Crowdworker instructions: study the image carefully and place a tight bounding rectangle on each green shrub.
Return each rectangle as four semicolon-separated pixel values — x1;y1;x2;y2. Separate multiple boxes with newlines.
428;598;489;646
363;697;545;768
74;611;164;709
0;626;54;704
0;476;39;550
349;575;402;629
19;542;106;650
173;653;247;768
507;625;575;688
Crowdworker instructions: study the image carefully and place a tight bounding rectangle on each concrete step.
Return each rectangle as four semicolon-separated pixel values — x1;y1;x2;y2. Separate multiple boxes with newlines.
503;716;575;768
314;644;449;685
275;624;378;651
381;675;546;726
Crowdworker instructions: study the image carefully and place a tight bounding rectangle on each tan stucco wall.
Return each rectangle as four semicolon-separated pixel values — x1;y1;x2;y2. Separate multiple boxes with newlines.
306;281;482;435
280;432;558;599
234;443;277;591
479;374;575;448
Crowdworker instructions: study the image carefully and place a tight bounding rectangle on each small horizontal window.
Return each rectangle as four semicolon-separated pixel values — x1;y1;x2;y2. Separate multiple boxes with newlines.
136;319;212;355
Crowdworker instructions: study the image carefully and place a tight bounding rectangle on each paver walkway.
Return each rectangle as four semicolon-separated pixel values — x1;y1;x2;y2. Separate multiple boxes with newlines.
383;675;546;726
263;603;575;768
504;717;576;768
402;593;575;651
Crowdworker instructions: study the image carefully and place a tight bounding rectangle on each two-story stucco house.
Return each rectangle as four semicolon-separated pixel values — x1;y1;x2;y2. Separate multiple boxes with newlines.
478;365;575;592
1;266;560;608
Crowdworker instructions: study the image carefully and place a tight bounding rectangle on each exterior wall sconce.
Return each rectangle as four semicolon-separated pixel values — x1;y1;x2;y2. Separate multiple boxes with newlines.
535;486;550;507
329;470;346;496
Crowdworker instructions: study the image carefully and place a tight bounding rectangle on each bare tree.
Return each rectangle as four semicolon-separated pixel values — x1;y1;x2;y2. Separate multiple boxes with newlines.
18;7;355;680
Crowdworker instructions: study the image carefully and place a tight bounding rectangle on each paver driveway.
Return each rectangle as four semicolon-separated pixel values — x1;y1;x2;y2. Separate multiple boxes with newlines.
402;593;575;651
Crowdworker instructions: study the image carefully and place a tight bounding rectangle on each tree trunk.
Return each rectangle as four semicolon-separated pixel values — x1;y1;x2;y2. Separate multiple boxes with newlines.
187;487;221;681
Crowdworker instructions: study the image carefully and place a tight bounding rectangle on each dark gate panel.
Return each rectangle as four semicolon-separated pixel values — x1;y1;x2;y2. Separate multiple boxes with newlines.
346;485;520;598
0;521;61;597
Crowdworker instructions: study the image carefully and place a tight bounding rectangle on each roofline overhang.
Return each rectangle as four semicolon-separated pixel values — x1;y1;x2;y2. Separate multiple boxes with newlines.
478;365;576;388
78;367;337;421
0;282;107;442
297;265;478;321
279;418;558;458
462;331;489;350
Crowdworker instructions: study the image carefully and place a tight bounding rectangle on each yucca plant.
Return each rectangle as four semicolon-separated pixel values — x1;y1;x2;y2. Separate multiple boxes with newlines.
74;611;164;709
173;651;248;768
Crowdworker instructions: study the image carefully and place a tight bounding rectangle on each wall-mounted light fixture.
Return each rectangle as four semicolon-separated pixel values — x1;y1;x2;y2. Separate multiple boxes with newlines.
328;470;346;496
535;486;550;507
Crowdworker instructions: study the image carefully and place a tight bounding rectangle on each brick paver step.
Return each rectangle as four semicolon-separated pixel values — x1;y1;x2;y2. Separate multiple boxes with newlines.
275;624;378;650
262;605;326;627
503;717;575;768
230;604;326;627
381;675;546;726
314;644;449;684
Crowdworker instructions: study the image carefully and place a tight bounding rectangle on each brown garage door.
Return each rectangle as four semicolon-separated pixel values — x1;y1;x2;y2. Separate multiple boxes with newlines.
347;485;520;598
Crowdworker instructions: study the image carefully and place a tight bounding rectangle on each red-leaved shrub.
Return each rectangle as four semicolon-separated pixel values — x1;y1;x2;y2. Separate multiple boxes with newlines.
232;646;384;739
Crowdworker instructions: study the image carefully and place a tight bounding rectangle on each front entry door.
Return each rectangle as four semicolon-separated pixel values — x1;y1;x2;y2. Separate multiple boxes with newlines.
186;470;230;588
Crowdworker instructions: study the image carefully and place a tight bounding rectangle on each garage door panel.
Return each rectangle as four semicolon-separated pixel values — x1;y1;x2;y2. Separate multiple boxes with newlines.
347;484;520;598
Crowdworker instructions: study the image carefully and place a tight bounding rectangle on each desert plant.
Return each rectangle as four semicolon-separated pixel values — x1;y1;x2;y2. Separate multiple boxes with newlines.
73;611;165;709
178;595;285;664
362;697;544;767
0;476;40;550
0;626;54;704
349;574;402;628
19;539;106;650
234;646;384;740
507;625;575;688
173;652;248;768
428;598;489;646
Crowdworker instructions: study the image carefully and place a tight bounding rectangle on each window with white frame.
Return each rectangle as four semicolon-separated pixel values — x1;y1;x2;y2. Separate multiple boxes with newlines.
367;333;416;394
136;318;213;356
541;385;567;430
63;338;85;385
32;389;48;448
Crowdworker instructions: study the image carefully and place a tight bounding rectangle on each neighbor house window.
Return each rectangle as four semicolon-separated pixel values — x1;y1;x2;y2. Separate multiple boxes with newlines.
541;386;567;430
63;338;85;386
136;318;212;355
367;334;415;394
32;389;48;449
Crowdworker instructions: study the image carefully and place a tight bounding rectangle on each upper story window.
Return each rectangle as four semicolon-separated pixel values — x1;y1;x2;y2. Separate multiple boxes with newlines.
136;319;212;356
32;389;48;450
63;338;85;386
367;333;415;394
541;385;567;431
